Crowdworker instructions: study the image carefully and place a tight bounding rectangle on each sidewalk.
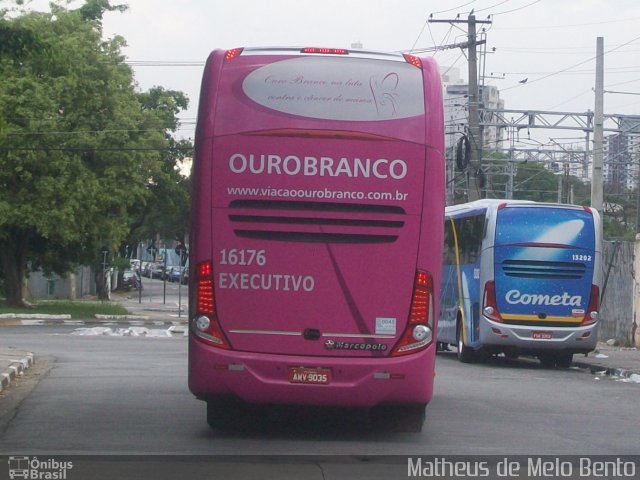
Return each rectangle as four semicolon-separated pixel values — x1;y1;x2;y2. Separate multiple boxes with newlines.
0;348;34;393
572;343;640;380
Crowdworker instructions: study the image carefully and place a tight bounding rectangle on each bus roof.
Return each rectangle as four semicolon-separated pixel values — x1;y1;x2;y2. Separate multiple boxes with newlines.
445;199;592;217
227;47;419;63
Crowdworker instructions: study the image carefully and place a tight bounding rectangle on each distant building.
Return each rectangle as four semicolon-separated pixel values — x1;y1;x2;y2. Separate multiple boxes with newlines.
604;133;638;192
441;66;505;156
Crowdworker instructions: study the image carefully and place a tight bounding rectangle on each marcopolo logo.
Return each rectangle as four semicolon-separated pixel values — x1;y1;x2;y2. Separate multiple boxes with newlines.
505;289;582;307
229;153;408;180
8;456;73;480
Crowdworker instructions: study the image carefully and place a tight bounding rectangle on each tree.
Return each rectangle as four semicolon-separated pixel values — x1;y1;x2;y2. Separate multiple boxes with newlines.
0;1;188;305
121;88;192;254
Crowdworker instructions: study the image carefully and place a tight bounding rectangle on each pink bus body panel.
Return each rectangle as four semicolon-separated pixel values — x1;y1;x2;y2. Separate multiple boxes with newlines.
189;48;444;408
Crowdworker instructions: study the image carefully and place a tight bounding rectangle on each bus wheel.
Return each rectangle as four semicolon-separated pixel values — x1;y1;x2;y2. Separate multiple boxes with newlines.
539;353;557;368
556;353;573;369
370;404;426;433
456;322;474;363
206;397;259;431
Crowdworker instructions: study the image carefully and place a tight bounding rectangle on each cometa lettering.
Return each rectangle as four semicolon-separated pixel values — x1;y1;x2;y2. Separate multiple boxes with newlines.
505;289;582;307
229;153;408;180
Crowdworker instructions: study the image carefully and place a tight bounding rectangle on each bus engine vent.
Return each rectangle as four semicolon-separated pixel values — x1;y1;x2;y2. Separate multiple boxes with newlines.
228;200;405;244
501;260;586;280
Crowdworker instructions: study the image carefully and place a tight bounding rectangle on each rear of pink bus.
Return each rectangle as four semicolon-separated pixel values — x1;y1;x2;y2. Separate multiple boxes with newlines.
189;47;444;430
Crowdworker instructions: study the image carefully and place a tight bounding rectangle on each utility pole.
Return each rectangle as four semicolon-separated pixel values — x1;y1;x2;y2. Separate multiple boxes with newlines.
430;13;492;201
592;37;604;214
466;15;482;201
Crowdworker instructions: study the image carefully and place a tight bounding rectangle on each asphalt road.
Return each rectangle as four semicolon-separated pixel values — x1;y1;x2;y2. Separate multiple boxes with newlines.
0;326;638;460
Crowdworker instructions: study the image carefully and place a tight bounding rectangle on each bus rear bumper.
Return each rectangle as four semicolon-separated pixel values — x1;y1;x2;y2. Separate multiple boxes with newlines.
479;317;599;354
188;336;435;408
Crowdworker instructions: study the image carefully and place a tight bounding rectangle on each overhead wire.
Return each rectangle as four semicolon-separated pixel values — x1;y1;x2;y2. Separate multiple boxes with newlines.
501;33;640;92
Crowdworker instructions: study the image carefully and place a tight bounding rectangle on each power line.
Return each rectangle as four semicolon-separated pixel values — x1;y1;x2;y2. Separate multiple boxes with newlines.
501;34;640;91
491;0;543;16
493;15;640;30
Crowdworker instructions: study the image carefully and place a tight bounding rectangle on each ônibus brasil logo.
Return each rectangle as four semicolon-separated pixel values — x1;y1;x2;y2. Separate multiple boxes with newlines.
8;456;73;480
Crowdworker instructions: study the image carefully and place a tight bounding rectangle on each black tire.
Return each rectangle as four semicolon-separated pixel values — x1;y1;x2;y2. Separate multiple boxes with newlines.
456;321;475;363
556;353;573;369
370;404;426;433
206;398;260;431
539;353;557;368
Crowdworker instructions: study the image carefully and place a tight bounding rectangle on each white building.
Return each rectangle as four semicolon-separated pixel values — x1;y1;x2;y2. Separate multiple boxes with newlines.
441;66;505;155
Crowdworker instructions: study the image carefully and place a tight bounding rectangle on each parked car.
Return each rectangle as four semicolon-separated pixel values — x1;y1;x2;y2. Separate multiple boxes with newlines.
168;266;188;283
121;270;142;291
149;263;166;280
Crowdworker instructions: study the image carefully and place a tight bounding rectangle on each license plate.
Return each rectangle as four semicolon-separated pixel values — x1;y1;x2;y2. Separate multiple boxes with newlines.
532;331;553;340
288;367;331;385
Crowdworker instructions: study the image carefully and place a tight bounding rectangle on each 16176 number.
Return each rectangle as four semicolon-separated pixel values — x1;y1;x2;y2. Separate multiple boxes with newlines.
219;249;266;266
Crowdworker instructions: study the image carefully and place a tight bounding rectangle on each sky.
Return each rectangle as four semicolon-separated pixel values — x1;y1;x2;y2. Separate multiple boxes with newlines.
24;0;640;147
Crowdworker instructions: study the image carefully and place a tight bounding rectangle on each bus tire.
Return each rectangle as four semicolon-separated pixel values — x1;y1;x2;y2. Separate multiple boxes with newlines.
456;321;475;363
206;397;258;431
539;353;557;368
370;404;426;433
556;353;573;369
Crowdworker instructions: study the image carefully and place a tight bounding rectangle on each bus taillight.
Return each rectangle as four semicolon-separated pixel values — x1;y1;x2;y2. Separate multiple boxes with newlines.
392;271;434;356
582;284;599;326
192;261;230;349
402;54;422;68
482;281;503;323
224;48;244;61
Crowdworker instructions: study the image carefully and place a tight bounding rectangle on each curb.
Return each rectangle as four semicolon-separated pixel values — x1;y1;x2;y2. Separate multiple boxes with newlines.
0;317;188;327
0;313;71;320
0;352;34;393
572;360;640;380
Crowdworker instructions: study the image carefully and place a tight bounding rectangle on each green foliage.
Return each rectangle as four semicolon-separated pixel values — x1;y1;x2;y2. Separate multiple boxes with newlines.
0;300;128;318
0;1;190;304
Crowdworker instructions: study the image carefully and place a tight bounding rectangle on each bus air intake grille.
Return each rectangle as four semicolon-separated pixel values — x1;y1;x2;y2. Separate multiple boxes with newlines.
228;200;405;244
229;200;405;215
501;260;586;280
234;230;397;243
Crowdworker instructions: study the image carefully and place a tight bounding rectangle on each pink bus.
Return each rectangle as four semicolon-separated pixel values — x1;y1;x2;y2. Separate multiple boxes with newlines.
189;47;444;431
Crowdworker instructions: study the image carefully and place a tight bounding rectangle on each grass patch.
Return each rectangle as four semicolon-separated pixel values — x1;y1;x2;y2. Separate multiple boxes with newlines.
0;300;128;318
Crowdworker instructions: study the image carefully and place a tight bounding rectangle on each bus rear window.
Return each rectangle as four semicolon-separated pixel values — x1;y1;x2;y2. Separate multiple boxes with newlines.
495;207;594;248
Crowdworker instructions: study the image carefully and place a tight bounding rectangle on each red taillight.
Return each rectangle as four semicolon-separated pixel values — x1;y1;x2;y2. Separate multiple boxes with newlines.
582;285;599;326
483;281;503;323
192;260;230;349
224;48;243;61
301;47;348;55
403;53;422;68
392;271;434;356
197;279;214;315
409;272;429;325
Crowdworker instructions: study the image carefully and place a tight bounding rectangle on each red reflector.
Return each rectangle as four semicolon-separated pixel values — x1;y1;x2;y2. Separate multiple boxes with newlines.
403;54;422;68
224;48;243;61
301;47;348;55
